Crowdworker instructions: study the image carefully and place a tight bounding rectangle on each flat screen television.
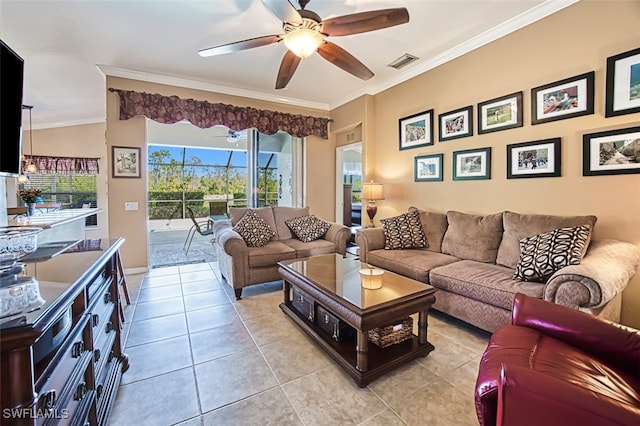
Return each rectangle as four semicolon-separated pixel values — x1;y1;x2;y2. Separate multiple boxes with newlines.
0;39;25;177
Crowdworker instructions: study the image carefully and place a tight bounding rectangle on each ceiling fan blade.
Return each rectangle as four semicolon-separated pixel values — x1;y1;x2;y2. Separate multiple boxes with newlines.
198;35;282;57
319;8;409;37
262;0;303;25
275;50;301;89
317;41;373;81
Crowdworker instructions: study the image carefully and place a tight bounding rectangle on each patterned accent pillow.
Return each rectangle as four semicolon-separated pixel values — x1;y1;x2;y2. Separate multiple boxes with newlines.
233;209;276;247
513;225;591;282
381;210;428;250
285;215;331;243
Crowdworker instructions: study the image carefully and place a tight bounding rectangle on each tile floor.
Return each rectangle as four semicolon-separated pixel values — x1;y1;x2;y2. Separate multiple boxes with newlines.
110;262;491;426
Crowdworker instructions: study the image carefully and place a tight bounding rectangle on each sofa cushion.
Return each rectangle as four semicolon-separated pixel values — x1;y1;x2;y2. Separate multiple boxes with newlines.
408;207;448;253
230;206;278;235
246;240;296;267
513;225;592;282
496;211;597;269
233;210;276;247
366;249;460;283
285;214;330;242
273;206;310;240
429;260;544;310
441;211;503;263
380;210;428;250
281;238;336;258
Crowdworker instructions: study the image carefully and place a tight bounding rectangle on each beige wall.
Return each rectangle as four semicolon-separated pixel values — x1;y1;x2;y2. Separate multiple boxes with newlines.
12;123;109;240
105;76;332;270
331;1;640;327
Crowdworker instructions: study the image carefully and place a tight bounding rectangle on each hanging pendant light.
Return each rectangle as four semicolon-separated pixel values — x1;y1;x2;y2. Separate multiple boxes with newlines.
22;105;37;174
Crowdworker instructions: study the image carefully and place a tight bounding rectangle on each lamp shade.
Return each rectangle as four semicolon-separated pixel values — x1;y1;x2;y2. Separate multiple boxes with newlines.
283;28;323;59
362;181;384;200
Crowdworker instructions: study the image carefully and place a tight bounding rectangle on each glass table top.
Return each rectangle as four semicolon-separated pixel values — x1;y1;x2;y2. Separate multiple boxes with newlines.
281;253;433;310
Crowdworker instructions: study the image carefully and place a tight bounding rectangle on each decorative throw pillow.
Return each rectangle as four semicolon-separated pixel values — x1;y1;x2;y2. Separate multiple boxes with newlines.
513;225;591;282
381;210;428;250
285;215;331;243
233;209;276;247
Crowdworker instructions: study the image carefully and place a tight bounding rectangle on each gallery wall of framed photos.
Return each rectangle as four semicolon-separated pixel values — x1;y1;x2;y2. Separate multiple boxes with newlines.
331;1;640;327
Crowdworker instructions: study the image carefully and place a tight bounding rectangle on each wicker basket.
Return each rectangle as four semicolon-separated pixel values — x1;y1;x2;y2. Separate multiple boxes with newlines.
367;317;413;348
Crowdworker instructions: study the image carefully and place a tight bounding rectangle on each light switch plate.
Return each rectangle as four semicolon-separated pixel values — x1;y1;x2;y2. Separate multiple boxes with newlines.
124;202;138;211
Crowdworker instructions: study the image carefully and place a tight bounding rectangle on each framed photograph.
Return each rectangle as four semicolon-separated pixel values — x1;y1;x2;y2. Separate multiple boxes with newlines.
112;146;141;178
507;138;561;179
583;126;640;176
452;147;491;180
605;47;640;117
414;154;443;182
399;109;434;150
531;72;594;125
438;105;473;141
478;92;523;134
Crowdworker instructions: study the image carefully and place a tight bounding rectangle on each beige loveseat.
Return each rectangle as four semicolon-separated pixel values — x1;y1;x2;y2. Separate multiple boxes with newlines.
356;209;640;332
214;206;351;299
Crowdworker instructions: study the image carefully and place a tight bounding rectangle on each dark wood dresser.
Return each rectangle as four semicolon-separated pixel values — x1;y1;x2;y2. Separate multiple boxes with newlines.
1;238;128;425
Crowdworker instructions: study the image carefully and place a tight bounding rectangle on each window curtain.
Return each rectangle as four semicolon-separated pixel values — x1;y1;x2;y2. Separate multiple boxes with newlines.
25;155;100;175
109;88;330;139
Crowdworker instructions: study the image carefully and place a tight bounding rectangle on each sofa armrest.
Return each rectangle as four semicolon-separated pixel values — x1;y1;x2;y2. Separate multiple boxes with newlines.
323;222;351;255
213;219;233;243
217;228;249;257
512;294;640;377
355;228;385;264
497;364;639;426
544;239;640;310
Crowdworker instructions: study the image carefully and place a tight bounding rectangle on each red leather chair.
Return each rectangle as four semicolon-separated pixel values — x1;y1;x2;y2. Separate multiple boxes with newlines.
475;293;640;426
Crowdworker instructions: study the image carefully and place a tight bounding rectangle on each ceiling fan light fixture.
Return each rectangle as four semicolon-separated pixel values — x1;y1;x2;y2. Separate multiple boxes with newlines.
283;28;322;59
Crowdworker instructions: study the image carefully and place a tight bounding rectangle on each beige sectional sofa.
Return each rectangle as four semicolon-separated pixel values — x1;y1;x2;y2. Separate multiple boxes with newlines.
214;206;351;299
356;208;640;332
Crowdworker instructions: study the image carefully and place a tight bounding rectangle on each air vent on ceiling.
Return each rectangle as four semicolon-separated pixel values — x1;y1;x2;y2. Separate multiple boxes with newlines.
388;53;419;70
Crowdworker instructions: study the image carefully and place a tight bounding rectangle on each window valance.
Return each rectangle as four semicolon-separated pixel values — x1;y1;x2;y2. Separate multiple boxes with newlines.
25;155;100;175
108;89;330;139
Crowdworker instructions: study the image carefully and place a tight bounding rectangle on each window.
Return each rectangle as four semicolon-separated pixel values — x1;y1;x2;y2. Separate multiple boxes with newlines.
23;174;98;226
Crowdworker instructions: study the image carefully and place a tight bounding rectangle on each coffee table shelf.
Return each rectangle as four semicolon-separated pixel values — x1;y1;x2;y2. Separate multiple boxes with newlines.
278;254;436;387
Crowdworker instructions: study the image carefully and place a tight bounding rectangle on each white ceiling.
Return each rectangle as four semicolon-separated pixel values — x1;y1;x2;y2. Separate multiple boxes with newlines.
0;0;577;130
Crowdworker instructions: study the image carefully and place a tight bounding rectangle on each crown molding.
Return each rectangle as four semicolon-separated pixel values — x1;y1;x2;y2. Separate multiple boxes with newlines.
98;65;331;111
329;0;580;110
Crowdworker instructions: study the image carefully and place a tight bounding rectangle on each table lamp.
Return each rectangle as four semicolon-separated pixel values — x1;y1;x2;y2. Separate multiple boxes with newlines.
362;181;384;227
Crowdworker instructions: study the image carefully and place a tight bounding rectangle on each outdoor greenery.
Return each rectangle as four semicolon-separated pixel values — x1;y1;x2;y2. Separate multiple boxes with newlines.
148;148;278;219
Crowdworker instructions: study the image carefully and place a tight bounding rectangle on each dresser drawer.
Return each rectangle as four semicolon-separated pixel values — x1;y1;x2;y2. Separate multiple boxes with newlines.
91;301;115;349
292;287;315;322
315;305;355;343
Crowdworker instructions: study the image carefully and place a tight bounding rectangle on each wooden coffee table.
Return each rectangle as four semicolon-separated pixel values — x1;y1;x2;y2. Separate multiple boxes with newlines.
278;253;436;387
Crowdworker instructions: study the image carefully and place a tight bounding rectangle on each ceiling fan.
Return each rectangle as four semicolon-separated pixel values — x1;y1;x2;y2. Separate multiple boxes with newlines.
198;0;409;89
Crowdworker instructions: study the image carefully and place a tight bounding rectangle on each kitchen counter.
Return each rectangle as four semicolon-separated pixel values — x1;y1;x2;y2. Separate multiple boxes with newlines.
7;208;102;244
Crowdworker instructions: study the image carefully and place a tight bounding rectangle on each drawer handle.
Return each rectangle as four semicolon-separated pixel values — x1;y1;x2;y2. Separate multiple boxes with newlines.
71;341;84;358
94;349;101;363
299;294;304;304
308;310;313;321
96;384;103;399
74;382;87;401
105;321;114;334
333;324;338;341
324;314;330;324
42;389;56;410
103;292;112;304
92;313;100;327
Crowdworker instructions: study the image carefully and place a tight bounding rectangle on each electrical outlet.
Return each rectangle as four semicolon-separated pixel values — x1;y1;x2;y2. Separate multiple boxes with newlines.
124;202;138;211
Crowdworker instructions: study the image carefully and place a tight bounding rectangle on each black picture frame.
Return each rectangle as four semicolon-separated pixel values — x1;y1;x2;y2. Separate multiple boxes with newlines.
583;126;640;176
452;147;491;180
399;109;434;150
605;47;640;117
507;138;561;179
414;154;443;182
438;105;473;141
477;92;523;134
531;72;594;125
